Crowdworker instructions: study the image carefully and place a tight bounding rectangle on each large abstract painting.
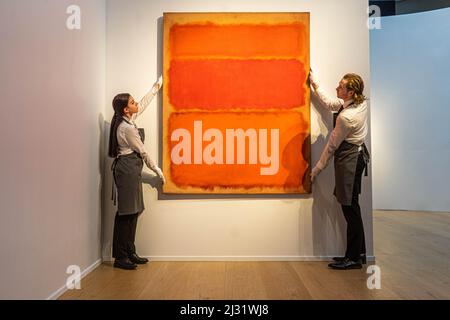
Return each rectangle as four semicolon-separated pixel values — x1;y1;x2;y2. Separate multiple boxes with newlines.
163;12;310;194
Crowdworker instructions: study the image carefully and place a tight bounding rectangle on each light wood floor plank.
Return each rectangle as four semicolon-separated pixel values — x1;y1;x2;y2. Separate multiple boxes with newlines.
59;210;450;300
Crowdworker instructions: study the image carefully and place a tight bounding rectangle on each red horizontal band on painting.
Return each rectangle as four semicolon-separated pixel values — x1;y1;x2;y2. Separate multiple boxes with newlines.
170;23;307;59
169;59;307;110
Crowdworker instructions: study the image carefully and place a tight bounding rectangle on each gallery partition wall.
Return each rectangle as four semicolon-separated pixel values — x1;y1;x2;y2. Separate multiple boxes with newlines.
0;0;106;299
370;7;450;212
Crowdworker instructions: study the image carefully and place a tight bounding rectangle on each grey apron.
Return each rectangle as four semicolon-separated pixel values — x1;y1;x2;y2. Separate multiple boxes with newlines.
333;106;370;206
333;141;369;205
111;127;146;215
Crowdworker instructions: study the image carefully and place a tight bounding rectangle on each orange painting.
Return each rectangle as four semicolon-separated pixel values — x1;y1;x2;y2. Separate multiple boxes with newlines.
162;13;310;194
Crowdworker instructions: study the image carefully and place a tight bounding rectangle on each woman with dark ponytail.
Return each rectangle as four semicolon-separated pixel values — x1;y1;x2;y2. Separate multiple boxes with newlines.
109;77;164;270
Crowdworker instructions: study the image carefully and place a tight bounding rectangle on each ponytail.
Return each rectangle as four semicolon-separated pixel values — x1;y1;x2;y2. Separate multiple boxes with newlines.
343;73;366;105
108;93;130;158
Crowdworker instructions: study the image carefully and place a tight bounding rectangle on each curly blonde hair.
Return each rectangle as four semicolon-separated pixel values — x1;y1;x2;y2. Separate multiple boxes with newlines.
343;73;366;105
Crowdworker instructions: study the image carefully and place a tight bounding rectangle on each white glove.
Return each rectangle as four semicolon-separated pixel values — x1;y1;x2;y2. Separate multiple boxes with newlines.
309;69;319;90
151;76;163;95
154;167;166;184
311;166;321;183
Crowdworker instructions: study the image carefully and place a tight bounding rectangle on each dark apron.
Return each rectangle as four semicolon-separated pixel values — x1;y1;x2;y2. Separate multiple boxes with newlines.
332;106;370;205
111;128;146;215
334;141;370;205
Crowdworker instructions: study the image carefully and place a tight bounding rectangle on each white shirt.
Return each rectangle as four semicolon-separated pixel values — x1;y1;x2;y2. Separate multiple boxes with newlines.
314;87;369;172
117;88;161;175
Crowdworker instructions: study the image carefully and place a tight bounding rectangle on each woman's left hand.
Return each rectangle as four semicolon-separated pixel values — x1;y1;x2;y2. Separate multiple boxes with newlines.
154;167;166;184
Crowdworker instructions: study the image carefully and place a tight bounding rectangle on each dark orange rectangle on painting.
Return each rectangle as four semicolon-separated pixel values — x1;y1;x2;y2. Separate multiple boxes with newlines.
169;59;307;110
170;24;307;59
167;112;310;193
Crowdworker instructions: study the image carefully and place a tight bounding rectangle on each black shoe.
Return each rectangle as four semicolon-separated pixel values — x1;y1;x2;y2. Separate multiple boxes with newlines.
129;253;149;264
333;255;367;264
114;258;137;270
332;256;346;262
328;258;362;270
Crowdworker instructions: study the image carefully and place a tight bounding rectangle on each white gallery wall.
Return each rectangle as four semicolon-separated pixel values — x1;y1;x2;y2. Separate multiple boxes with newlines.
370;8;450;212
0;0;105;299
104;0;373;260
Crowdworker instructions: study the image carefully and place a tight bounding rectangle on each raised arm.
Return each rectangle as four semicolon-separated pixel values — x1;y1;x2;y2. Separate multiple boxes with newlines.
133;76;163;120
309;70;343;112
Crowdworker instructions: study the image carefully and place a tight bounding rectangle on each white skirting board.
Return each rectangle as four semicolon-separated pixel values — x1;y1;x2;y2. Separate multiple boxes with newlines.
102;256;376;262
46;259;102;300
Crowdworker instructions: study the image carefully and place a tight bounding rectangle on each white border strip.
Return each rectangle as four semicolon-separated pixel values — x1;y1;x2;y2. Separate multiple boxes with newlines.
46;259;102;300
103;256;375;262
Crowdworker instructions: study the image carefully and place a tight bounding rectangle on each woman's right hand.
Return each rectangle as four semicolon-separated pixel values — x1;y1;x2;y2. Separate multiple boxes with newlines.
151;76;163;94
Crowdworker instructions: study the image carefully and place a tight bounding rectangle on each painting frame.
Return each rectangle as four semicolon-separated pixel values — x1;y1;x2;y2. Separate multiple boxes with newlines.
162;12;311;195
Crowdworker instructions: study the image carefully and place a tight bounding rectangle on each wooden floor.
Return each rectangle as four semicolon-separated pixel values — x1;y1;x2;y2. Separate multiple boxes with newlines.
60;210;450;300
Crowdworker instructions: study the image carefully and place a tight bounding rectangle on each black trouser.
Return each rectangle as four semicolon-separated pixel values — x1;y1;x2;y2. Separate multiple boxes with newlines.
341;152;367;262
112;212;138;260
